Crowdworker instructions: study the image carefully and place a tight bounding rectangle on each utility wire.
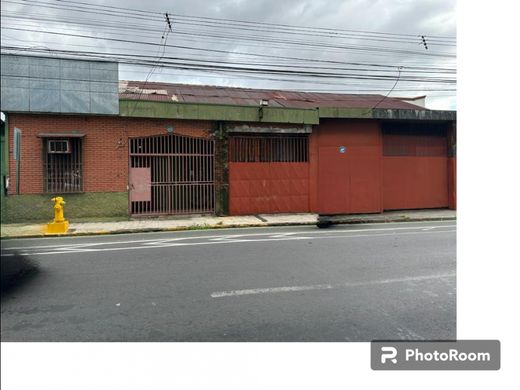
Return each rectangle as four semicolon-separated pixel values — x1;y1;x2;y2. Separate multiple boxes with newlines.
371;66;404;109
130;15;172;114
0;27;457;61
0;0;456;100
1;46;456;84
6;0;456;41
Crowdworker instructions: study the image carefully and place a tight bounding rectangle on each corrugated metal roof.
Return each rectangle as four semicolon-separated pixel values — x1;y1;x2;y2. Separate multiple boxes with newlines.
119;80;423;110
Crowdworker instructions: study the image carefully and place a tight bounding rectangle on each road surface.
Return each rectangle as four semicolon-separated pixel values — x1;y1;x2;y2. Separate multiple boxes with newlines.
1;220;456;341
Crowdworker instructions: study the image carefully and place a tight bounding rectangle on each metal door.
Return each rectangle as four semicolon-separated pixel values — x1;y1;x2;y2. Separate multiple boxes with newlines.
382;123;448;210
129;133;215;215
228;135;310;215
316;121;382;214
317;146;350;214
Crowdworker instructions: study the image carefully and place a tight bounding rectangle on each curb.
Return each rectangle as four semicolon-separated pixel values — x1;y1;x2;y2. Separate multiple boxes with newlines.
0;216;456;240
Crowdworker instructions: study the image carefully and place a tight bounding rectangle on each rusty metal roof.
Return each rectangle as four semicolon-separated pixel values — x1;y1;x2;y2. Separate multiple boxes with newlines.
119;80;423;110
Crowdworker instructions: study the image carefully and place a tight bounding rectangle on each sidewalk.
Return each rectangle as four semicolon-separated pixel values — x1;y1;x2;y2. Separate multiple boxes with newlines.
0;209;455;239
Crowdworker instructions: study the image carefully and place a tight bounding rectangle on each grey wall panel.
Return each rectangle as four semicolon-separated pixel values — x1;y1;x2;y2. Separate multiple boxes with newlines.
30;89;60;112
1;75;30;89
60;66;88;81
1;55;29;76
29;58;61;79
0;54;119;115
90;81;118;93
1;87;29;111
61;90;90;113
30;78;60;90
90;92;119;114
61;80;90;92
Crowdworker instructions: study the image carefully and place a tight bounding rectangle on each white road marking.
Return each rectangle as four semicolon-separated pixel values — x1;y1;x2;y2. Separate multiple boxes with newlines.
209;235;247;241
269;232;298;238
4;229;455;257
210;272;456;298
1;219;455;243
2;224;455;251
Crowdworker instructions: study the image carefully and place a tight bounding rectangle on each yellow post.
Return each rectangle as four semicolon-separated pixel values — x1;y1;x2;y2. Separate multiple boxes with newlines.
44;196;69;234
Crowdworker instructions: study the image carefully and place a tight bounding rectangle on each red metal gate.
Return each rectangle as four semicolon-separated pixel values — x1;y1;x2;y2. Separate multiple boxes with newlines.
229;135;310;215
129;133;215;215
382;123;449;210
315;121;382;214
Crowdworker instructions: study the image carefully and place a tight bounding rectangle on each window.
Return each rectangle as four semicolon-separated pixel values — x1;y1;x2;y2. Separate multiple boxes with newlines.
44;138;83;193
229;135;309;162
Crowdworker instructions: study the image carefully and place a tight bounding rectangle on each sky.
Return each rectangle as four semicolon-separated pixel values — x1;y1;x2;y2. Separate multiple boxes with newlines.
0;0;456;109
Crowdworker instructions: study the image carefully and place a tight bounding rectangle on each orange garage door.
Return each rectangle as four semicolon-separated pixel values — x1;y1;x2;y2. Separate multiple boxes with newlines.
229;135;310;215
382;123;449;210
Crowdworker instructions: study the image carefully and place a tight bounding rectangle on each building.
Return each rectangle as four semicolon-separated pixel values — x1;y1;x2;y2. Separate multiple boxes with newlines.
0;54;456;223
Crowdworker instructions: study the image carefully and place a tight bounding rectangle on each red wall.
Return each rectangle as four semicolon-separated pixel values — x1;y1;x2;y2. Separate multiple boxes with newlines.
448;157;456;209
381;124;450;210
229;162;309;215
382;157;449;210
7;114;212;194
310;119;383;214
8;114;455;215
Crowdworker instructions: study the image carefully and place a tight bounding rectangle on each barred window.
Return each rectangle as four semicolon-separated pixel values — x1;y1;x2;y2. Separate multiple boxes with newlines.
229;135;309;162
43;138;83;193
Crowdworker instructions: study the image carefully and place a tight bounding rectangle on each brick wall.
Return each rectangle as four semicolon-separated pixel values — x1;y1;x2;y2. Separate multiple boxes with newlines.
7;114;214;195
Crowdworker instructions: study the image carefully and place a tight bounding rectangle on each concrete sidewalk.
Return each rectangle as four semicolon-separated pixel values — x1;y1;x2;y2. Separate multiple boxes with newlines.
0;209;455;239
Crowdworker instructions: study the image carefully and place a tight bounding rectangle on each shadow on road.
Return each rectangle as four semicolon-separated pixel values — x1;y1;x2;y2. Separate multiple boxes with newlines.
1;251;40;297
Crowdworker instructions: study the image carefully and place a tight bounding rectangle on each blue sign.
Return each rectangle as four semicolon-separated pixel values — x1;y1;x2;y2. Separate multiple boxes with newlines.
339;146;346;154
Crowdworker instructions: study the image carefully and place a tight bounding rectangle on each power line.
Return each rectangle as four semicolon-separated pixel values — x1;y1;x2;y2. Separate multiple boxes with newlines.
0;33;455;75
3;0;456;41
1;2;456;71
0;13;456;49
0;26;457;65
0;33;456;70
1;46;456;84
0;0;456;102
372;66;404;109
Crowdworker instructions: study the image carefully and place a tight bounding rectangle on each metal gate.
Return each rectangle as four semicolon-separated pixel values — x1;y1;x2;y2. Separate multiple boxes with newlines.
129;133;215;216
382;123;448;210
229;134;310;215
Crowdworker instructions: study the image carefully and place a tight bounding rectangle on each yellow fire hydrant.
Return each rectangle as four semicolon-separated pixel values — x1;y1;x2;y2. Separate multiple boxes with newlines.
44;196;69;234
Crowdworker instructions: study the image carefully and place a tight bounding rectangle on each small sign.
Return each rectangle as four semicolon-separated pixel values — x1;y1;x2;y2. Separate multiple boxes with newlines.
14;128;22;161
339;146;346;154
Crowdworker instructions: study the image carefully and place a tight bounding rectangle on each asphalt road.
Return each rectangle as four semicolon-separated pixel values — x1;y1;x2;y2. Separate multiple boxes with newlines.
1;221;456;342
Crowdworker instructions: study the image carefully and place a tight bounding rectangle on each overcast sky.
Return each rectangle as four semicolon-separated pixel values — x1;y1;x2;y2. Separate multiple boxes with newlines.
1;0;456;109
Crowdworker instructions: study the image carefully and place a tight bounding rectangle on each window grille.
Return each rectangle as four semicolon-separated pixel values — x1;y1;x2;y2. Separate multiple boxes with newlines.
229;135;309;162
44;138;83;193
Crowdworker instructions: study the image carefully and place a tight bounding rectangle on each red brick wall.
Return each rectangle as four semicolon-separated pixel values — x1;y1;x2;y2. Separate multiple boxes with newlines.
7;114;213;194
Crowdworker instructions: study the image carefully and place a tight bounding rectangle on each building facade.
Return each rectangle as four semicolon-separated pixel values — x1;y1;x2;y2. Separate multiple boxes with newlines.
1;55;456;223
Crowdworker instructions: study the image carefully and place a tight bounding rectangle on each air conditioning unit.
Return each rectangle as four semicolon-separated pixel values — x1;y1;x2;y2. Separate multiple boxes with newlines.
47;139;71;154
